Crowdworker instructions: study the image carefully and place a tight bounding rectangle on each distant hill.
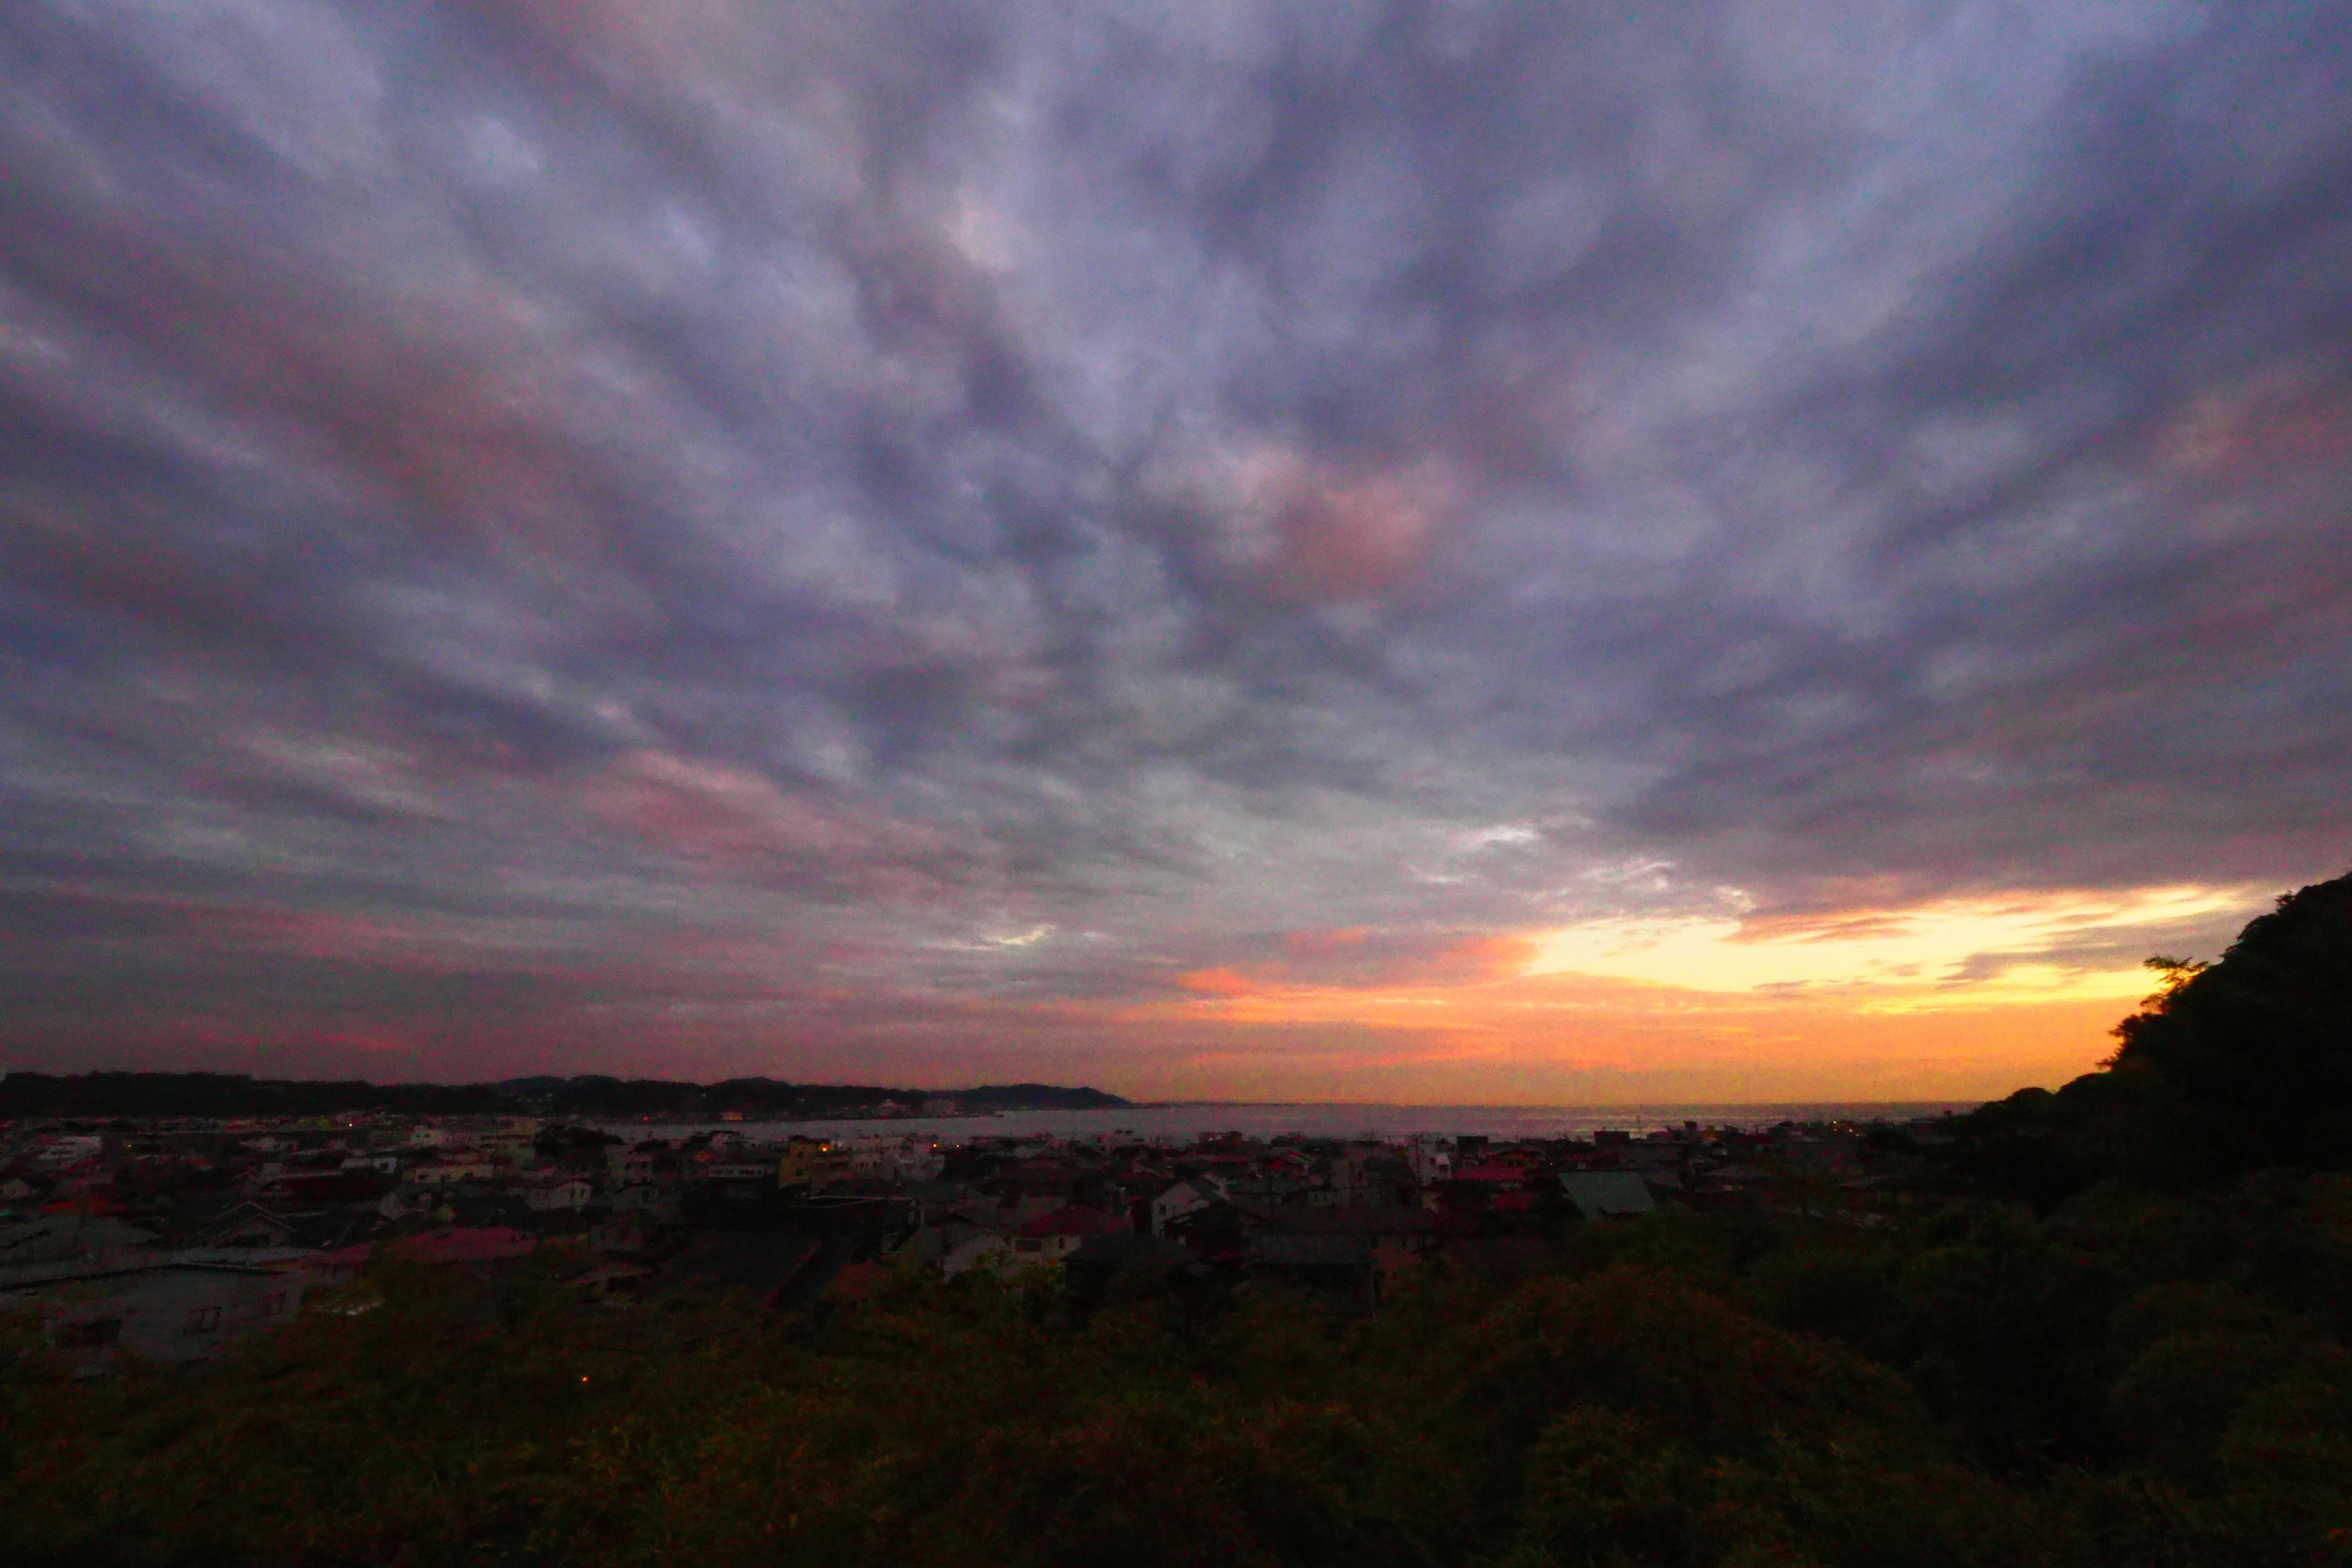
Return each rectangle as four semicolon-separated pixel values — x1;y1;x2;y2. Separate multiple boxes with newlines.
950;1084;1134;1112
0;1071;1129;1121
504;1076;1129;1120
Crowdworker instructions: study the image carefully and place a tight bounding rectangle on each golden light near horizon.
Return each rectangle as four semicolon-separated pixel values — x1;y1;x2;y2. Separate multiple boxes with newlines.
6;1;2348;1102
1522;884;2263;1007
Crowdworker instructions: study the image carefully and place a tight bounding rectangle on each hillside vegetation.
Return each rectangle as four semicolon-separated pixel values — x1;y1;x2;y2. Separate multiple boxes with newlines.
5;875;2350;1567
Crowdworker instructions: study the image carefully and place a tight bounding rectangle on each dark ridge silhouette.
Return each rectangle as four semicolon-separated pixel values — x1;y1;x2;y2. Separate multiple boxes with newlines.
7;882;2352;1567
0;1071;1129;1121
1954;868;2352;1202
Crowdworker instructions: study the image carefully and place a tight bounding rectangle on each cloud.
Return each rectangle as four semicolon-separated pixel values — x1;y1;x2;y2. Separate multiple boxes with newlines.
1175;929;1538;998
1524;883;2264;1002
1;0;2348;1091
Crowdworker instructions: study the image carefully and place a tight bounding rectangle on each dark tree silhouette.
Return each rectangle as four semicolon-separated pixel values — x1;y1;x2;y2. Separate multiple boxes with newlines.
2103;870;2352;1178
1961;870;2352;1193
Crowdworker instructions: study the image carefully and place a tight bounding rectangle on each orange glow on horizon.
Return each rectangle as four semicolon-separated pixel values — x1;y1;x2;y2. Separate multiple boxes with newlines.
1102;881;2268;1101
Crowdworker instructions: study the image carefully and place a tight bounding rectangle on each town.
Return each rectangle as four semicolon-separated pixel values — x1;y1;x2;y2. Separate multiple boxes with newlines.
2;1106;1965;1374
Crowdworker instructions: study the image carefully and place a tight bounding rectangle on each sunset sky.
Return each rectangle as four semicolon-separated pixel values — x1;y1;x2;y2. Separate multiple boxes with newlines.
3;1;2348;1101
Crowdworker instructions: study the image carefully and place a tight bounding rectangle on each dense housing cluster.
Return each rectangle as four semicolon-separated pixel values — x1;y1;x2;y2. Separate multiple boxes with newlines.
1;1107;1958;1371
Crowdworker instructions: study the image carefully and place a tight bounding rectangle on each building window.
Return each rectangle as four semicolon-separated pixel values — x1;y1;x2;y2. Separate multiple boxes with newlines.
182;1306;222;1336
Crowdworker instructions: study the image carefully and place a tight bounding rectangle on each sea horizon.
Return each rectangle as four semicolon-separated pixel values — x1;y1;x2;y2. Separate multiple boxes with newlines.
601;1098;1984;1145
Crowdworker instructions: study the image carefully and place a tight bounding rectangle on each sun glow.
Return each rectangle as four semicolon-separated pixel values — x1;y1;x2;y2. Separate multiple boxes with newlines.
1523;884;2259;1003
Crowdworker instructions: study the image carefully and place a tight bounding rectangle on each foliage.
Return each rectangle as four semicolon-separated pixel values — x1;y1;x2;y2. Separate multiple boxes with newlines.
7;875;2347;1564
1956;870;2352;1198
6;1174;2350;1568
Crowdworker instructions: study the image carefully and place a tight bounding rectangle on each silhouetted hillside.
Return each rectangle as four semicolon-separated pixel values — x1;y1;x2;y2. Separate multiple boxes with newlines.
951;1084;1133;1111
0;1071;1128;1121
510;1076;1127;1118
1953;869;2352;1201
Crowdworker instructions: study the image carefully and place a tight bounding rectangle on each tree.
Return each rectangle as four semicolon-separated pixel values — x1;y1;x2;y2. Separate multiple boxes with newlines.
1956;871;2352;1193
2103;871;2352;1178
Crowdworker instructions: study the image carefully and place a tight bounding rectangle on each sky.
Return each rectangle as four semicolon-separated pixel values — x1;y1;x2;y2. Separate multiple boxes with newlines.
2;1;2348;1102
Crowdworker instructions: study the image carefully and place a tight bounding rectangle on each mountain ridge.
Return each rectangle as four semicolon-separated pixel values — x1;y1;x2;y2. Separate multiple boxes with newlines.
0;1071;1131;1120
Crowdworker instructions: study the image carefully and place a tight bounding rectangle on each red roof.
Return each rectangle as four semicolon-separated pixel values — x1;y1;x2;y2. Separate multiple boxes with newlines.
1015;1205;1123;1239
1452;1163;1528;1185
385;1226;538;1265
37;1194;125;1216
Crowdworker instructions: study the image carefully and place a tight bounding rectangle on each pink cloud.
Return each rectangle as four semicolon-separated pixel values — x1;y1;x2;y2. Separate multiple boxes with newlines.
1216;451;1455;604
1176;929;1537;998
575;748;960;895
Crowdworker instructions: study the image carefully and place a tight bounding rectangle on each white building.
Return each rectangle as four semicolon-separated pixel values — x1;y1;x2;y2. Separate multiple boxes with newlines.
1150;1180;1214;1235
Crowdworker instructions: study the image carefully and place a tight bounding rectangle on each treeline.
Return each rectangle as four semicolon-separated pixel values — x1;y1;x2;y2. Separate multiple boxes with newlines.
1949;868;2352;1205
2;875;2346;1566
512;1076;1131;1118
0;1072;1130;1121
4;1172;2346;1566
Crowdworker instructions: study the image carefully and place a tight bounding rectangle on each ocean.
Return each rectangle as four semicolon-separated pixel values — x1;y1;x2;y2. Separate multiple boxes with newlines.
605;1101;1981;1146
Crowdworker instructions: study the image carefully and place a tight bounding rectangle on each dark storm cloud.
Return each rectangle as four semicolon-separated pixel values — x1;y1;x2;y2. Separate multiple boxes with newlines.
2;0;2348;1071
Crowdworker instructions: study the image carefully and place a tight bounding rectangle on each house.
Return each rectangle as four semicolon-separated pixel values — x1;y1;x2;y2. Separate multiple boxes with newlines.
1261;1207;1438;1298
780;1193;916;1259
0;1214;157;1265
265;1169;394;1207
1246;1231;1375;1303
1619;1144;1687;1185
522;1174;594;1211
303;1243;373;1289
1559;1171;1656;1221
607;1145;659;1185
17;1260;305;1375
1064;1231;1196;1285
192;1202;301;1250
590;1207;686;1259
776;1139;851;1189
1161;1196;1272;1266
1213;1175;1316;1208
1150;1180;1215;1235
935;1224;1009;1277
663;1232;823;1311
1775;1137;1863;1176
608;1180;680;1216
405;1159;497;1188
896;1179;977;1228
1330;1151;1409;1209
700;1161;781;1184
992;1158;1092;1223
1006;1205;1126;1269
